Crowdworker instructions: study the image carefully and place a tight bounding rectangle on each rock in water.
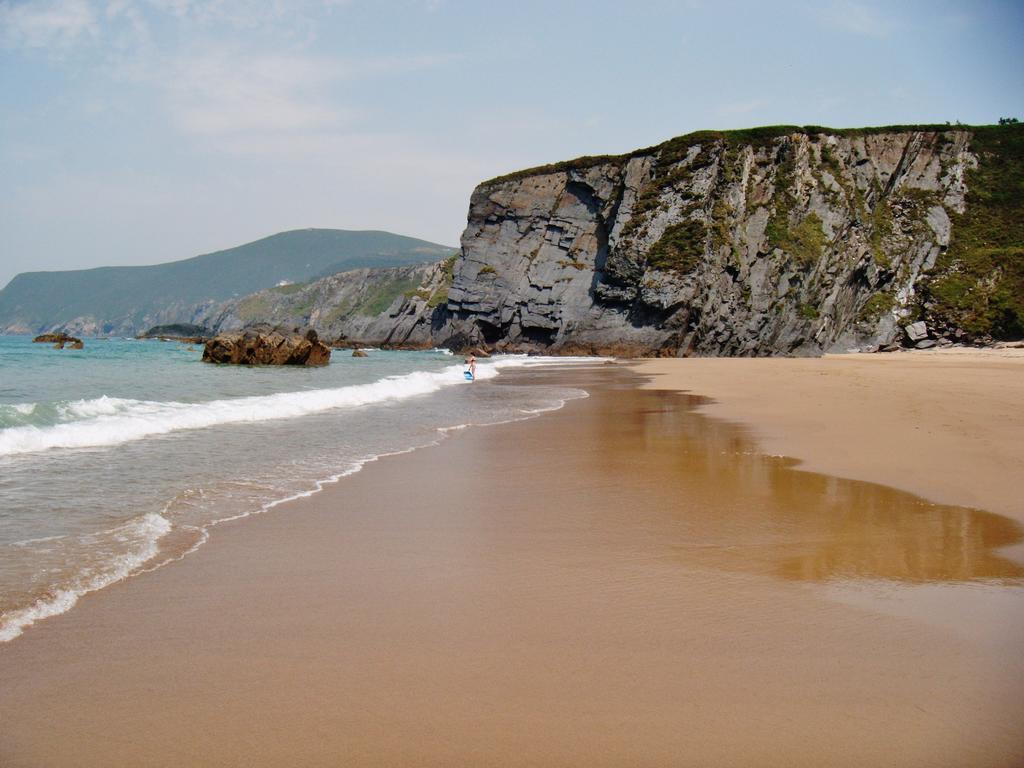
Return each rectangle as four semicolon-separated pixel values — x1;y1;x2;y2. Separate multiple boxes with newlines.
138;323;210;344
33;332;83;348
351;349;368;357
201;325;331;366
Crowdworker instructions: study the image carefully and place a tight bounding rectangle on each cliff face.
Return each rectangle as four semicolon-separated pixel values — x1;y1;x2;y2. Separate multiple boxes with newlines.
437;125;1021;355
181;125;1022;356
197;260;453;347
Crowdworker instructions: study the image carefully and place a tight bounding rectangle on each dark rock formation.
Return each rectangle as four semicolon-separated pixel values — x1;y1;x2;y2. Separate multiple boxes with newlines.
201;325;331;366
139;323;210;344
191;124;1021;357
195;260;454;350
436;127;981;356
33;332;83;348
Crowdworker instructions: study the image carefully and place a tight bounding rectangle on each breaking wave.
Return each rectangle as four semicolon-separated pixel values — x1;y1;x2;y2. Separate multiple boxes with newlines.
0;362;503;457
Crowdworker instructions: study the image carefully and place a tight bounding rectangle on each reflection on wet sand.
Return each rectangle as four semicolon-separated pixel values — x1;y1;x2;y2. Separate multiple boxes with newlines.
519;371;1024;586
652;389;1022;584
2;365;1022;768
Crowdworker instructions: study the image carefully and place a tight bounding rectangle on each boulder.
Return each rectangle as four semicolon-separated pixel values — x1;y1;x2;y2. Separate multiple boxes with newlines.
904;321;929;343
352;349;368;358
138;323;210;344
202;325;331;366
915;339;937;349
33;332;83;347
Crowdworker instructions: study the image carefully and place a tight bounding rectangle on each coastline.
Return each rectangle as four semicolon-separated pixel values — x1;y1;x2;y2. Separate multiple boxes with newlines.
1;362;1022;766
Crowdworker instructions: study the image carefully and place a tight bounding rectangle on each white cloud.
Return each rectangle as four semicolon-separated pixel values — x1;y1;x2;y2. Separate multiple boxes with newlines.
0;0;99;49
165;51;354;137
819;0;893;38
157;49;454;144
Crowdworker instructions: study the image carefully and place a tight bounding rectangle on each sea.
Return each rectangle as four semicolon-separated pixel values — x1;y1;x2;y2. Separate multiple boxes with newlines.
0;336;588;642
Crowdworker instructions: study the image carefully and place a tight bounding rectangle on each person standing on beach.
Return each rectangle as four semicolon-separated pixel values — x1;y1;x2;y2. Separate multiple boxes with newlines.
466;354;477;380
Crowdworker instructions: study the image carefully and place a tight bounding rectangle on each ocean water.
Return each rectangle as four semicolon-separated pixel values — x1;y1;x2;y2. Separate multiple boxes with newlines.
0;336;587;641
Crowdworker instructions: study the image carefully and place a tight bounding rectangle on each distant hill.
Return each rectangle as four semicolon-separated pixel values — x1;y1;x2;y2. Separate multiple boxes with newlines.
0;229;456;335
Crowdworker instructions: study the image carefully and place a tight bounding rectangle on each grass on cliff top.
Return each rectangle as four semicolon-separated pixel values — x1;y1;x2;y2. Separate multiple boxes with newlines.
479;123;994;188
920;123;1024;338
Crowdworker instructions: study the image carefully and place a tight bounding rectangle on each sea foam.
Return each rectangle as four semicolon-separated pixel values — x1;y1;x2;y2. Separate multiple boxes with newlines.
0;361;503;457
0;512;172;642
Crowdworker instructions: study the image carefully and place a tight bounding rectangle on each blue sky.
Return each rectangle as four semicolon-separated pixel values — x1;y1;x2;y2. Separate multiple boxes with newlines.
1;0;1021;287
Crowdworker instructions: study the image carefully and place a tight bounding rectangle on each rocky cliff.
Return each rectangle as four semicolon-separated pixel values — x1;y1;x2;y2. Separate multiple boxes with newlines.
197;260;454;347
437;124;1022;356
192;124;1022;357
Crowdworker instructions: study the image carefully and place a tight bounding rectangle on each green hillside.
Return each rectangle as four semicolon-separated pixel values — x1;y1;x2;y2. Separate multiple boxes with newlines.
0;229;455;334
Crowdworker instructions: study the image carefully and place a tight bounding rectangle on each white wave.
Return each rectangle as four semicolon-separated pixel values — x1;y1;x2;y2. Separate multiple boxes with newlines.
0;359;520;457
61;395;138;419
0;361;589;642
0;512;171;642
0;355;597;456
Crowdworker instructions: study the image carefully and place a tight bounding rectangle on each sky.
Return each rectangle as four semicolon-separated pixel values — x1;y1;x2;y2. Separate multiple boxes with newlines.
1;0;1021;288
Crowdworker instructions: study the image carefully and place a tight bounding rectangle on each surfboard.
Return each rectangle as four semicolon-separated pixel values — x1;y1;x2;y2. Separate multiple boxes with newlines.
464;371;474;380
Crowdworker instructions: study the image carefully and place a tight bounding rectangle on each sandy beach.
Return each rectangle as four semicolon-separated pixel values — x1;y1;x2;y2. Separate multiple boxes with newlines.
632;348;1024;522
1;358;1022;767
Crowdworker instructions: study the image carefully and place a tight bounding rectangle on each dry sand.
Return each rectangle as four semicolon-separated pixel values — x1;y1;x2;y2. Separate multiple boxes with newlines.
632;348;1024;522
1;362;1022;767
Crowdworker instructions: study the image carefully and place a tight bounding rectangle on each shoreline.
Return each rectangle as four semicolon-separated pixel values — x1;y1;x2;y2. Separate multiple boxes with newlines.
0;356;591;644
1;362;1022;766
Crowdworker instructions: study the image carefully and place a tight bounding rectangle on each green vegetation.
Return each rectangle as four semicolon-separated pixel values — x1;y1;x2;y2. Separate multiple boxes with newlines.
770;202;827;268
919;124;1024;337
868;198;895;268
786;214;828;266
236;295;272;324
440;252;458;281
291;296;317;317
647;220;707;273
321;300;354;326
424;253;459;309
798;303;820;320
481;123;975;189
427;289;449;309
762;141;826;267
710;199;734;252
859;291;896;322
0;228;456;333
269;281;308;295
352;276;422;316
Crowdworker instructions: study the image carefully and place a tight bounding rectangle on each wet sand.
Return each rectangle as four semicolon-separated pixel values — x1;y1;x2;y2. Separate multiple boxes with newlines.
633;349;1024;522
1;365;1022;767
